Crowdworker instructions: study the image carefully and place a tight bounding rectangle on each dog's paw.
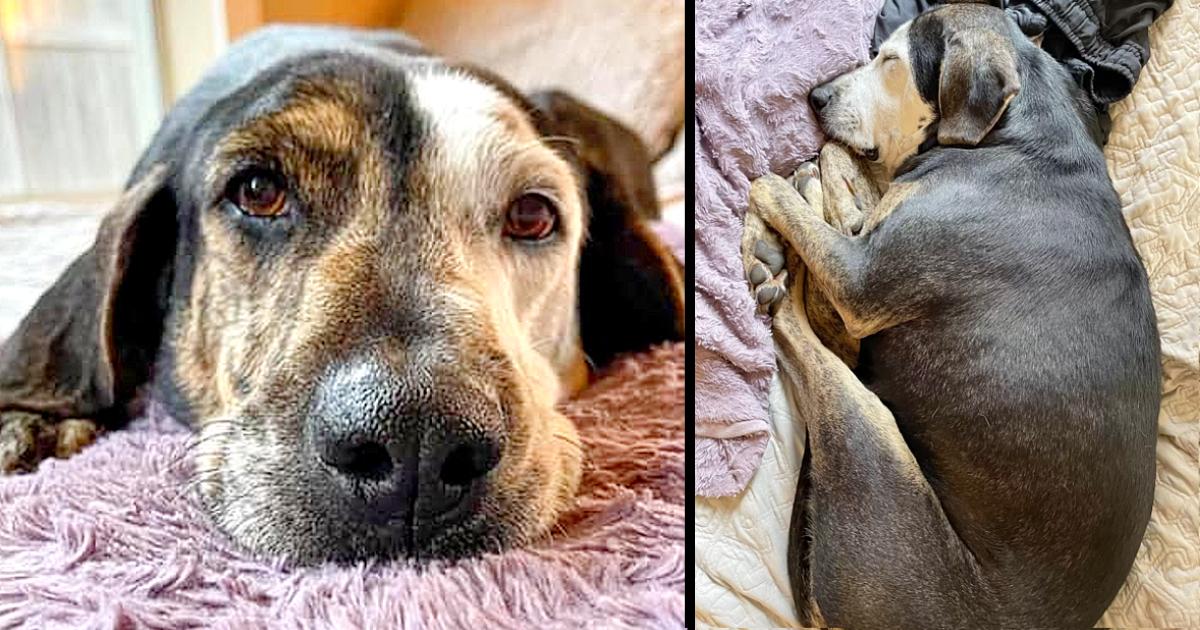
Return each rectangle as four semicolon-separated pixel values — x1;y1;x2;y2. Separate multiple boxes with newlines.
0;411;100;474
749;171;821;233
742;211;788;314
788;160;824;211
818;143;880;236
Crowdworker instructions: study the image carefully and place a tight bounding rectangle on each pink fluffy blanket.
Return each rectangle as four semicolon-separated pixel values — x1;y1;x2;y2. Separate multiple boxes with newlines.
693;0;879;497
0;344;683;629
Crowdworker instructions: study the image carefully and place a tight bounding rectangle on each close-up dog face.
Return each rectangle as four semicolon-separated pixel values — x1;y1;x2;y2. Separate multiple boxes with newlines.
0;28;683;564
809;4;1022;172
180;60;590;563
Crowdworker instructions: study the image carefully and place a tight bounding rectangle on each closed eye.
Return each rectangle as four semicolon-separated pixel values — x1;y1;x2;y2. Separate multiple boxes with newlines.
880;54;899;64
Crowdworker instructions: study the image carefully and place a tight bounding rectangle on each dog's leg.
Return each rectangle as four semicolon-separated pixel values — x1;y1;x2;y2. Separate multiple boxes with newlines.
802;142;886;367
752;249;991;629
746;162;994;627
746;142;880;318
749;170;908;339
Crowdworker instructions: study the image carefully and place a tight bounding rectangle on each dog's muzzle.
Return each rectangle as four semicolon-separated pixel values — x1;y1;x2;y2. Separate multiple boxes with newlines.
306;354;505;547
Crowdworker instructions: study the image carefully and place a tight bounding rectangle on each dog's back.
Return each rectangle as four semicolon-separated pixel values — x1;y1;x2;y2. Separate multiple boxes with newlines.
859;38;1159;619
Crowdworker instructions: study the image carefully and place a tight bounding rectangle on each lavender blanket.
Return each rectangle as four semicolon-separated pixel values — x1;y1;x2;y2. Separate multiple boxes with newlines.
694;0;880;496
0;344;683;629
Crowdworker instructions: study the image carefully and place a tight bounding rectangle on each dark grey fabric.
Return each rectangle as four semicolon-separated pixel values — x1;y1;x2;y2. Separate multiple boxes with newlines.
872;0;939;56
870;0;1174;143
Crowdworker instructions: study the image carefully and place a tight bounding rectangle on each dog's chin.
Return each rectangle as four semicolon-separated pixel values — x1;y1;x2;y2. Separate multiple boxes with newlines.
199;467;515;565
824;131;879;162
813;114;880;162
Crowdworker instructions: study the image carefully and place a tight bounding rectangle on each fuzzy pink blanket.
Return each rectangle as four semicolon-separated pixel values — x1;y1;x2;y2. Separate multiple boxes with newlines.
0;344;683;629
693;0;880;497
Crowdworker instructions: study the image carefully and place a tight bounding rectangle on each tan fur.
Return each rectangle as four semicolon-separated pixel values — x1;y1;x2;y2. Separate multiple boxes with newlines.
218;81;364;157
862;180;918;234
0;29;681;564
54;419;99;459
771;276;923;484
818;9;1021;165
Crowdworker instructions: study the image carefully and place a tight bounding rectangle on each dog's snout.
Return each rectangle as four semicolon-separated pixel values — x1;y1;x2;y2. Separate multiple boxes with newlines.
810;83;834;112
309;357;503;535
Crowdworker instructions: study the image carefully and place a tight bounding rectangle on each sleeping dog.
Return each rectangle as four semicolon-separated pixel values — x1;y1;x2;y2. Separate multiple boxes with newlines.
0;26;683;564
744;2;1158;627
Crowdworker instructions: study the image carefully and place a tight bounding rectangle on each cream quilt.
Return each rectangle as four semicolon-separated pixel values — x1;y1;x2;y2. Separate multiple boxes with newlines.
695;0;1200;626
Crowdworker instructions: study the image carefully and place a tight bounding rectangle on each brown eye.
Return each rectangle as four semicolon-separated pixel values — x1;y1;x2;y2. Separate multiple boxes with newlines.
503;193;558;241
230;170;287;217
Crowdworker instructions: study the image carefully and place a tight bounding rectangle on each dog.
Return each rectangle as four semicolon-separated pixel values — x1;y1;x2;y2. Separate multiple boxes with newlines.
0;25;683;564
743;2;1159;627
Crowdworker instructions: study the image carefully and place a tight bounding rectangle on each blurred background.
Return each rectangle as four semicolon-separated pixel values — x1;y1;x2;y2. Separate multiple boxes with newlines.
0;0;684;336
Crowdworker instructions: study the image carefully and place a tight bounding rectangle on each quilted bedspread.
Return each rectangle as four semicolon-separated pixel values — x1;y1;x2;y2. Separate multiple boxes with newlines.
695;0;1200;626
1097;0;1200;624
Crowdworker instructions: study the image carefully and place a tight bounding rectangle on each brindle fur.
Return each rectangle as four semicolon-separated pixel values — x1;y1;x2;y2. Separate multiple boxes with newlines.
0;25;683;564
747;3;1158;628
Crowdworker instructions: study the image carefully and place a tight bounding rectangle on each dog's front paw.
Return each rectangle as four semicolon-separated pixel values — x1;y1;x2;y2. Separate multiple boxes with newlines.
0;411;100;473
788;160;824;212
815;146;869;235
749;169;822;233
742;211;788;314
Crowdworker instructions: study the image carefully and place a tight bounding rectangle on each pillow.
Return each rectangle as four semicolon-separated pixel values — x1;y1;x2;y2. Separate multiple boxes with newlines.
395;0;684;157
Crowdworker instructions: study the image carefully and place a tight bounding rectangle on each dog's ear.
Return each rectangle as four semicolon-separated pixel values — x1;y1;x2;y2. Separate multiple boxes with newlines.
530;90;684;366
0;166;176;421
937;29;1021;146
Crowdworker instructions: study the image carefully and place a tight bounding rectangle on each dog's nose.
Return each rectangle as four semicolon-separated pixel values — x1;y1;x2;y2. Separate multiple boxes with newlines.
317;425;499;487
810;84;834;112
315;420;501;520
309;357;503;532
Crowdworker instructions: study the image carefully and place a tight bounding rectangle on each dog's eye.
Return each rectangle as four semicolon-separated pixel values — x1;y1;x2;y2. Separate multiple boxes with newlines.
229;170;287;217
880;54;899;65
503;194;558;241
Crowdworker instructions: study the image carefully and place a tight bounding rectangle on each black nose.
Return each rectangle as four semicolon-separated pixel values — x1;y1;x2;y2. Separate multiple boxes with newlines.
309;358;503;534
317;425;499;488
810;84;834;112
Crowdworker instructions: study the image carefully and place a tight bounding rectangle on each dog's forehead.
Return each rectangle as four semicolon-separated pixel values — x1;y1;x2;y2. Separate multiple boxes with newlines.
400;68;582;232
407;69;541;163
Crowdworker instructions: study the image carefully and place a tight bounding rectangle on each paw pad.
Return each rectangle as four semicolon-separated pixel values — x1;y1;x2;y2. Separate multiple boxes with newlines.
753;240;785;274
757;284;785;306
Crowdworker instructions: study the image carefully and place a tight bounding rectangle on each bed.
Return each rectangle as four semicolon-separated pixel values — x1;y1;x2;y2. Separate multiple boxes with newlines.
695;0;1200;626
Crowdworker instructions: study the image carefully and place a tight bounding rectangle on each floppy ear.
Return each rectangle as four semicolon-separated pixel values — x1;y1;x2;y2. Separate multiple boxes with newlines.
530;90;684;366
0;166;176;422
937;30;1021;146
